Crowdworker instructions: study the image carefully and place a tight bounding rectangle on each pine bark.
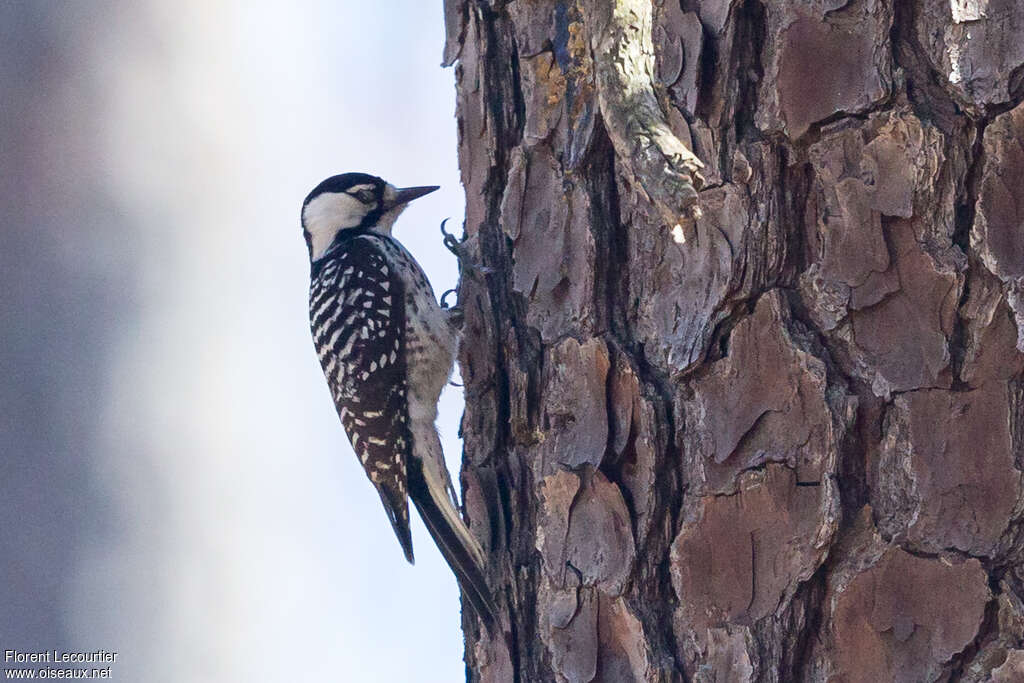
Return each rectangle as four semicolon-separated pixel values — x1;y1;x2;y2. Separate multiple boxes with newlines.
445;0;1024;680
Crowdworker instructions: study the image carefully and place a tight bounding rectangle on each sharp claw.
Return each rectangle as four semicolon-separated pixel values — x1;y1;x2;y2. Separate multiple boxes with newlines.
440;287;458;309
440;218;462;256
440;217;494;280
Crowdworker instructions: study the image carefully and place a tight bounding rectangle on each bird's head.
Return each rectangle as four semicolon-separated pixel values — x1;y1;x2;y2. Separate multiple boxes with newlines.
301;172;439;260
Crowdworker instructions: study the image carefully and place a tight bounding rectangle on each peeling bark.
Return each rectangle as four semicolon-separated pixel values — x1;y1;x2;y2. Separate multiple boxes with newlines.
444;0;1024;680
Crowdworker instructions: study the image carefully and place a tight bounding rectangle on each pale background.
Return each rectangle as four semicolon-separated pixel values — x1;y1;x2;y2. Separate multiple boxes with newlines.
1;2;469;681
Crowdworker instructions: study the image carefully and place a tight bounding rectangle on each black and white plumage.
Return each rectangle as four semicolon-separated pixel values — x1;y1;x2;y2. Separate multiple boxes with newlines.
302;172;495;626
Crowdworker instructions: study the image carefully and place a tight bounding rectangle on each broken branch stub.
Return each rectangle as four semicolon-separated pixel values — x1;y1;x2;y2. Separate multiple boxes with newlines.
582;0;706;225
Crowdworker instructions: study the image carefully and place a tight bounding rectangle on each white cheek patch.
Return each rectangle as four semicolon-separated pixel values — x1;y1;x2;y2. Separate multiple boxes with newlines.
303;191;370;259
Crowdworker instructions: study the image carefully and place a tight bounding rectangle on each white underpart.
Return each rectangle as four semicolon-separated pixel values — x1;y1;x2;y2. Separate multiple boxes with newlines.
377;237;469;527
303;183;408;260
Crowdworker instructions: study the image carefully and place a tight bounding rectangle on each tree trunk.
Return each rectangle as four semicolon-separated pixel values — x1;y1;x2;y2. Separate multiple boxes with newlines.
445;0;1024;680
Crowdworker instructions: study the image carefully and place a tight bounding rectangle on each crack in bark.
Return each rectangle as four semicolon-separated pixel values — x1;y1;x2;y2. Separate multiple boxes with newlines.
732;0;766;146
461;3;536;680
891;0;971;134
946;592;1002;681
597;133;691;679
950;118;988;390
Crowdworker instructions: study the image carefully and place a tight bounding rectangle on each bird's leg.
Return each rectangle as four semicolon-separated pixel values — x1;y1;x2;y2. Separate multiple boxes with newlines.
440;286;463;330
440;217;464;261
440;218;493;280
439;218;463;324
439;218;493;334
438;288;465;388
438;222;468;389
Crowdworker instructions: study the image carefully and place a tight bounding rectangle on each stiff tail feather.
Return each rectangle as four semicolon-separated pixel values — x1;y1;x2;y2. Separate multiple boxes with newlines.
374;484;415;564
408;460;497;628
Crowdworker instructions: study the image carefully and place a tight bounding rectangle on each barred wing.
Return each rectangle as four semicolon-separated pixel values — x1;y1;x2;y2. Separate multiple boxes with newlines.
309;236;414;561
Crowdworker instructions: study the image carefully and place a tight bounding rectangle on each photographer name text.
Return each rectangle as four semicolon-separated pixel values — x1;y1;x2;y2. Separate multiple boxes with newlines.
4;650;118;665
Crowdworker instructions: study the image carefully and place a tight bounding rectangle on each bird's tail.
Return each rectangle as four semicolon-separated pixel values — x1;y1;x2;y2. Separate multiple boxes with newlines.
407;441;497;629
374;482;415;564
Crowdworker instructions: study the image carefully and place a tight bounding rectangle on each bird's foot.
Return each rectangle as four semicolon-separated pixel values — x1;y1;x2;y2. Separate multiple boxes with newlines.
440;287;458;310
440;218;493;279
440;217;464;259
440;290;465;331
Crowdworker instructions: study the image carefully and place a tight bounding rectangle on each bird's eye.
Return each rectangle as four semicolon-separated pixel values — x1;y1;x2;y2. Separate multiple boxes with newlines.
353;189;376;204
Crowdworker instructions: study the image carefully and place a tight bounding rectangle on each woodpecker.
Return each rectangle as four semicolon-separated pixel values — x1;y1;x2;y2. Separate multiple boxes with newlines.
302;172;495;626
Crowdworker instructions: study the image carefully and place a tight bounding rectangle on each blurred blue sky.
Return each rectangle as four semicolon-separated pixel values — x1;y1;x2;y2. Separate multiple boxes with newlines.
3;1;470;681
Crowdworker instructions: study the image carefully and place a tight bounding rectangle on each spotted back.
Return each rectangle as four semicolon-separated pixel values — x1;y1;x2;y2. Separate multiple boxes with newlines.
309;234;415;561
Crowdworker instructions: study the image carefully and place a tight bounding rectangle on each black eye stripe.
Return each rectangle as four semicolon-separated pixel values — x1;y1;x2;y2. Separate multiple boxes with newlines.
347;189;376;204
